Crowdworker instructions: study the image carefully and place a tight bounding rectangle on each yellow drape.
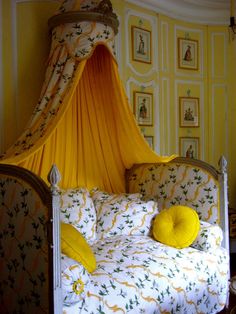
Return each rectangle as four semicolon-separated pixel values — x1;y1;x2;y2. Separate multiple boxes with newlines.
7;46;175;192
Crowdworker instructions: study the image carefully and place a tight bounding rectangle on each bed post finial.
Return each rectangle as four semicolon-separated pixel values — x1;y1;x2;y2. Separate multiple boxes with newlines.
47;164;61;191
218;155;227;174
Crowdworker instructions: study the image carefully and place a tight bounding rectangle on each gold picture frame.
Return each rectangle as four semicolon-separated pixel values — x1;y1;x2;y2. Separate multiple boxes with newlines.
178;38;198;70
179;137;200;159
144;135;154;149
134;91;153;126
179;97;199;127
131;26;152;64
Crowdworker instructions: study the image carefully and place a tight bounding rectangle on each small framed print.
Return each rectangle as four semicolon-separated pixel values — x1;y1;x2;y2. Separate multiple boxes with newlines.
179;137;200;159
131;26;151;64
178;38;198;70
144;135;154;149
179;97;199;127
134;91;153;126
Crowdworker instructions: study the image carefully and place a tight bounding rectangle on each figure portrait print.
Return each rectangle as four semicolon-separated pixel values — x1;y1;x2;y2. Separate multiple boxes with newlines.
134;91;153;126
132;26;151;64
179;97;199;127
179;137;199;159
178;38;198;70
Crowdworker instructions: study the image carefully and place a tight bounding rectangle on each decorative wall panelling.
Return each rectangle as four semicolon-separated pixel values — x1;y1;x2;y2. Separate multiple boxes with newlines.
174;25;204;78
160;78;170;155
211;33;226;79
210;84;228;166
209;32;228;167
175;80;204;160
125;8;158;76
125;7;159;150
160;21;169;72
0;0;3;152
126;78;160;152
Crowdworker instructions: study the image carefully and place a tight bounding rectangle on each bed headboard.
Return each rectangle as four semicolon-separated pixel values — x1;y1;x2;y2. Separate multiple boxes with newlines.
126;156;229;251
0;164;61;313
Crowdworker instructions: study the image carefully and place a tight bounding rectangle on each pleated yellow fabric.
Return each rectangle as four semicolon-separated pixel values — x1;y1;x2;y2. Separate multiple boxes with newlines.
3;46;176;192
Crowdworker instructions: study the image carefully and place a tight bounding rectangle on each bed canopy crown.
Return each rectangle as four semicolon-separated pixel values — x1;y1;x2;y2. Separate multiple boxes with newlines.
48;0;119;34
0;0;175;192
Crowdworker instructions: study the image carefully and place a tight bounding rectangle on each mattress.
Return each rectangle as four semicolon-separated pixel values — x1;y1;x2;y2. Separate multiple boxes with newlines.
62;235;229;314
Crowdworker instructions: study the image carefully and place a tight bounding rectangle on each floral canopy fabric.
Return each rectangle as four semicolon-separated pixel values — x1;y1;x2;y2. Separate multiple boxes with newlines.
0;0;175;192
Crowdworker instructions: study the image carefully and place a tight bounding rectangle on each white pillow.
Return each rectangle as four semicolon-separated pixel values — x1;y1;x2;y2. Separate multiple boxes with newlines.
60;187;97;243
191;221;223;251
91;189;158;240
61;254;91;305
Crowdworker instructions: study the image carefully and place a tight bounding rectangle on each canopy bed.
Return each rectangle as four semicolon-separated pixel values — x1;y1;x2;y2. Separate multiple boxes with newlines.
0;0;230;313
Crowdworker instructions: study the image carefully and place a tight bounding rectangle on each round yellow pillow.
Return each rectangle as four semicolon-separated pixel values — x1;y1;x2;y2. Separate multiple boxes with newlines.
152;205;200;249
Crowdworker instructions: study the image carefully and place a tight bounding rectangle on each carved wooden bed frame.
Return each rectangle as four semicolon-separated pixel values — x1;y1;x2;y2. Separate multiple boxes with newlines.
0;156;229;313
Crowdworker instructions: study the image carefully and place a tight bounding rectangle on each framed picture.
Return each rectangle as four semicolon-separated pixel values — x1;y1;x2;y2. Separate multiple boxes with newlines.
134;91;153;126
144;136;154;149
179;137;200;159
179;97;199;127
131;26;151;64
178;38;198;70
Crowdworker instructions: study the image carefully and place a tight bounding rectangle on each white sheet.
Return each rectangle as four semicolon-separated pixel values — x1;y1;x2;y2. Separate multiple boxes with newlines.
62;235;229;314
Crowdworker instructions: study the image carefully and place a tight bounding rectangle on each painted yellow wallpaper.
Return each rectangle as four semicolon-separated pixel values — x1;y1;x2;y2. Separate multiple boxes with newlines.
0;0;235;210
1;0;58;150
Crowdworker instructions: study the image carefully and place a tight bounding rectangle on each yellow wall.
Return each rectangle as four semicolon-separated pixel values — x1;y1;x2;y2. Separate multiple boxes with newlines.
112;1;235;210
1;0;58;150
0;0;235;209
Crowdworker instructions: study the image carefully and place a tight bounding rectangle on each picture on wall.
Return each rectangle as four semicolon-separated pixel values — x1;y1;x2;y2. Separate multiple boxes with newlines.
179;97;199;127
134;91;153;126
144;135;154;149
178;38;198;70
179;137;199;159
131;26;152;64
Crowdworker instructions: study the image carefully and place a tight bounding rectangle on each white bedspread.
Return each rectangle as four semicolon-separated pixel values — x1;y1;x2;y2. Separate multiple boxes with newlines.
62;235;229;314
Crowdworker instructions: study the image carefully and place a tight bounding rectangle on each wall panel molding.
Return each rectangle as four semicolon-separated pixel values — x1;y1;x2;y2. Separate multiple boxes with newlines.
126;77;156;102
125;77;160;152
175;79;204;159
211;84;228;162
160;21;169;72
211;32;226;79
174;25;204;79
161;77;170;155
125;8;158;77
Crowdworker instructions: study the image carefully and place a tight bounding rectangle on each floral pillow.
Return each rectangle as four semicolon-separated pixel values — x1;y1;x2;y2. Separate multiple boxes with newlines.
61;254;91;305
191;221;223;251
60;187;96;243
91;189;158;240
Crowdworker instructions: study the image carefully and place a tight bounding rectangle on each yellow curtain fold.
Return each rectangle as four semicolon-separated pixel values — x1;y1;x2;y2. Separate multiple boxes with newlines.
5;45;175;192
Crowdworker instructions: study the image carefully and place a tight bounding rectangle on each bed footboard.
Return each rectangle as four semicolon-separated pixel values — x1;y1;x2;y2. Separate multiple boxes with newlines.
0;164;62;313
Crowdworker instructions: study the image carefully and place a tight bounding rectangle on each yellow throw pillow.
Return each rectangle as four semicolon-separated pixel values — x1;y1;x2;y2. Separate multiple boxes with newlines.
61;223;96;273
152;205;200;249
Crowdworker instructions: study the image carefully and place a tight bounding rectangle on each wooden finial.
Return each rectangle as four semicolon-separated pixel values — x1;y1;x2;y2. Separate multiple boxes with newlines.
47;164;61;189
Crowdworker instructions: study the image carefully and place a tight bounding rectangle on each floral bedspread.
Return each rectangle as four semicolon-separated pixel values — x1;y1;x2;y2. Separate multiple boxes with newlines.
62;235;229;314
